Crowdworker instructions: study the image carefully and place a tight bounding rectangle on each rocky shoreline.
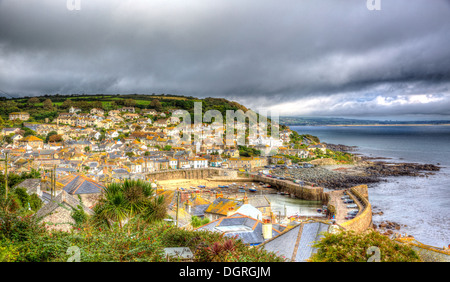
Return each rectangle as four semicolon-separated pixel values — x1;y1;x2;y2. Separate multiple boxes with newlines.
359;159;440;178
315;143;441;238
271;159;440;190
270;142;441;190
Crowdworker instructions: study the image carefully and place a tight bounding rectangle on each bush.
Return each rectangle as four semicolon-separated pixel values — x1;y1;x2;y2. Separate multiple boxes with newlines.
0;217;284;262
310;229;422;262
159;226;284;262
0;212;46;242
0;241;19;262
191;216;209;228
71;205;88;227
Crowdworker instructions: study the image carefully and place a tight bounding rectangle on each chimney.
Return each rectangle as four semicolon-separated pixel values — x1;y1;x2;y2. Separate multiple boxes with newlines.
227;207;235;217
262;218;273;240
243;194;248;205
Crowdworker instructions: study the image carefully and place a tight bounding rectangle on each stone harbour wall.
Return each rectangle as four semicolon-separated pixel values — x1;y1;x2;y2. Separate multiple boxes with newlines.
339;185;373;233
146;168;223;181
251;174;328;202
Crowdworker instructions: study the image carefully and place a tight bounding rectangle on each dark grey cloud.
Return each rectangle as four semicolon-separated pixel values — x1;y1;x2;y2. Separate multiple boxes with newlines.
1;0;450;118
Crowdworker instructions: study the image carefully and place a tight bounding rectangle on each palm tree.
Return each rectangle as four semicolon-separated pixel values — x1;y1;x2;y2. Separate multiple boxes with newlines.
93;190;129;228
92;179;166;228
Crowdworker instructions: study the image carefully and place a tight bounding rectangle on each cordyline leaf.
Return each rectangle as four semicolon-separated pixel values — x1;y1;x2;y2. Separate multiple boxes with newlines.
94;179;165;228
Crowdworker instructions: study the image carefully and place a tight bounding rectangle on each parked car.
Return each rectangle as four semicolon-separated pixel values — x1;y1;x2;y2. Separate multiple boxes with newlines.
347;211;359;216
347;204;358;208
343;199;354;204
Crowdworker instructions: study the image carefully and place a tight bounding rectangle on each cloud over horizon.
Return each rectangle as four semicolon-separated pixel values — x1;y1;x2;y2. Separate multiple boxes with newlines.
1;0;450;119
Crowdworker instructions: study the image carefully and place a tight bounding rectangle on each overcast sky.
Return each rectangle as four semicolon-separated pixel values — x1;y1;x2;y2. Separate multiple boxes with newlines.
1;0;450;120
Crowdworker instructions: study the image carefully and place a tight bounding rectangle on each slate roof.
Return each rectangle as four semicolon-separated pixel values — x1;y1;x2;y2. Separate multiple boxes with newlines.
248;196;271;208
34;190;94;220
204;198;244;216
40;191;52;204
56;167;77;173
58;174;105;195
190;204;210;218
196;213;281;246
259;220;331;262
14;178;41;195
113;168;129;174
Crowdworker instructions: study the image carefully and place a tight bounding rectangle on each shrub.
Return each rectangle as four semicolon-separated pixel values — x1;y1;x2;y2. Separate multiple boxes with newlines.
310;229;422;262
71;205;88;227
0;241;19;262
191;216;209;228
0;212;46;242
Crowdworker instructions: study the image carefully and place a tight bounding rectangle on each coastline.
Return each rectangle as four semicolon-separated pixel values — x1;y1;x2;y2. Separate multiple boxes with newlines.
285;124;450;127
270;141;441;191
269;141;444;241
325;124;450;127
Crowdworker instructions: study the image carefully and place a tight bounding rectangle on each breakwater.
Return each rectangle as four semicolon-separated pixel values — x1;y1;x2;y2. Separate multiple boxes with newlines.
251;174;328;202
146;168;223;181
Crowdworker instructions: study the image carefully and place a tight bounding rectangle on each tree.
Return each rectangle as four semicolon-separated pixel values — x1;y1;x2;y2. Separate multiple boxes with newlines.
150;99;163;112
75;101;90;111
0;100;19;116
124;99;136;107
45;131;58;143
91;101;103;110
43;99;53;111
91;179;167;229
19;127;36;138
27;97;40;106
48;134;62;143
60;99;74;110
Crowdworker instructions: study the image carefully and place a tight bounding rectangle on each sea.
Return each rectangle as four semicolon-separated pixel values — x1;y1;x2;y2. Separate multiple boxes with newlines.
290;125;450;248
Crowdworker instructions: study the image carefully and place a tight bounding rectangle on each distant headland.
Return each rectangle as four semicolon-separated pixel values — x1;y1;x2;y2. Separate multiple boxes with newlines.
279;116;450;127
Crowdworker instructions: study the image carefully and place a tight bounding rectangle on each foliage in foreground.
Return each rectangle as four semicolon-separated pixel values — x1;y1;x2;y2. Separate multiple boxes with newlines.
0;179;284;262
0;214;284;262
310;229;422;262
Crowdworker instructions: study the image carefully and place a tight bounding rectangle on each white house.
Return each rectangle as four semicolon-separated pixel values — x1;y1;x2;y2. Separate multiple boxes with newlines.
107;131;119;139
229;204;263;221
69;106;81;114
189;157;208;169
131;162;143;173
93;131;102;140
168;158;178;169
